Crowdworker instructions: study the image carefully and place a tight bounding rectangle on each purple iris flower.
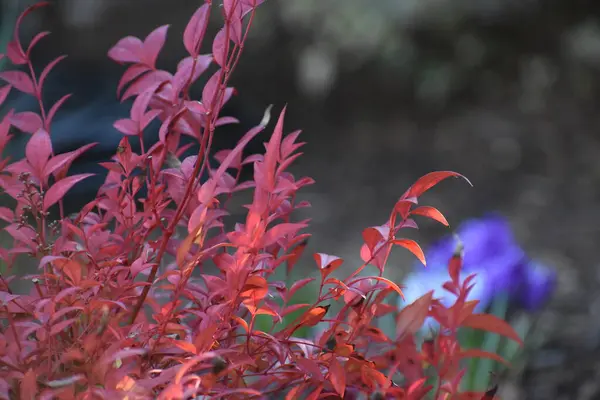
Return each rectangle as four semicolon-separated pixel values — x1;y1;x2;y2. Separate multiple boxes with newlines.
400;214;556;313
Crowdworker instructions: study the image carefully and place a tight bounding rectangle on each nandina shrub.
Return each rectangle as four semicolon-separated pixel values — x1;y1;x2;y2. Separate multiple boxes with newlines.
0;2;523;399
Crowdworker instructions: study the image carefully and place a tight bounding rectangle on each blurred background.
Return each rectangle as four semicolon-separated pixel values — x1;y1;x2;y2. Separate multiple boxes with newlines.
3;0;600;398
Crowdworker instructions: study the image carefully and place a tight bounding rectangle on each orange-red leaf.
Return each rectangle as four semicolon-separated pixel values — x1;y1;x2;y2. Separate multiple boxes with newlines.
405;171;472;199
461;313;523;346
458;349;510;367
299;305;330;327
410;206;449;226
329;357;346;395
396;291;433;339
392;239;426;266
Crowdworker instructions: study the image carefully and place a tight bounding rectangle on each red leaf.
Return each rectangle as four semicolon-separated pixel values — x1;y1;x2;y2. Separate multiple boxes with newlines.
461;313;524;345
329;357;346;395
142;25;169;68
183;4;211;56
392;239;426;266
26;128;52;175
212;27;229;67
108;36;144;64
458;349;511;368
43;174;94;211
197;120;264;206
405;171;472;199
10;111;43;134
38;55;67;90
0;70;35;95
288;277;315;301
396;291;433;339
46;94;72;127
0;85;11;106
410;206;449;226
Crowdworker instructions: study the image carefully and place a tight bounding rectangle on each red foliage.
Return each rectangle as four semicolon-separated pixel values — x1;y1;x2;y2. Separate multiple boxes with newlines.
0;1;521;399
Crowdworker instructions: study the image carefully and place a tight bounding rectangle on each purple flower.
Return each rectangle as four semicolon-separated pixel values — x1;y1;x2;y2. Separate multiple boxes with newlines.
400;214;556;314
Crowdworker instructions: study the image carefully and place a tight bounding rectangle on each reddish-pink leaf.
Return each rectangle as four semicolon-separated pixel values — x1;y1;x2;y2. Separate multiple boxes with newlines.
142;25;169;68
410;206;449;226
46;94;72;127
21;369;37;400
114;116;139;137
12;2;51;62
43;173;94;211
131;84;160;122
186;100;207;115
26;128;52;175
201;69;222;108
38;55;67;90
224;0;244;44
0;70;35;95
117;64;151;96
50;317;78;335
261;106;287;191
0;207;13;223
26;31;51;57
405;171;472;199
44;143;97;178
396;291;433;339
6;41;27;65
108;36;144;64
121;69;172;101
183;4;210;56
212;28;229;67
0;85;11;106
461;314;524;345
263;222;307;247
10;111;43;134
392;239;426;266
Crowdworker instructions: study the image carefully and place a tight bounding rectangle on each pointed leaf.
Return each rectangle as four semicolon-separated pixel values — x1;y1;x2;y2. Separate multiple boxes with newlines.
396;291;433;339
26;128;52;174
410;206;449;226
458;348;511;367
10;111;43;134
461;313;523;345
39;55;67;90
183;4;210;56
212;27;228;67
143;25;169;68
0;70;34;95
329;357;346;396
405;171;472;199
392;239;426;266
43;174;94;211
46;94;72;127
